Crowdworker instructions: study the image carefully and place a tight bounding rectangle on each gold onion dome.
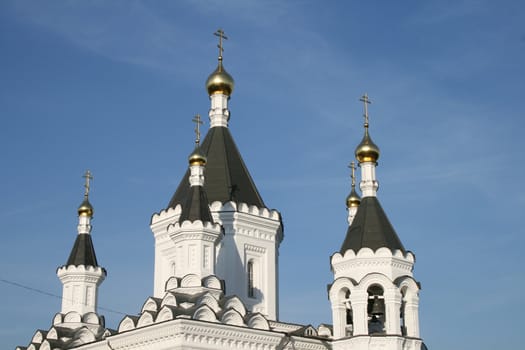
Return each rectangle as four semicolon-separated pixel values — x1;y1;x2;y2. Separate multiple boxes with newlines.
206;59;234;96
346;187;361;208
78;197;94;217
355;128;380;163
189;148;207;166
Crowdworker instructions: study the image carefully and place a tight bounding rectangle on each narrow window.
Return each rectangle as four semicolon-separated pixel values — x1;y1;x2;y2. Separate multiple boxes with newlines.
247;260;255;298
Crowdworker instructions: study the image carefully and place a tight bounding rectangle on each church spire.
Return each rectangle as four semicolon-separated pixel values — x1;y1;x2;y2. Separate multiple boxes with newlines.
179;115;214;224
206;28;234;128
57;171;106;315
355;93;380;197
346;161;361;225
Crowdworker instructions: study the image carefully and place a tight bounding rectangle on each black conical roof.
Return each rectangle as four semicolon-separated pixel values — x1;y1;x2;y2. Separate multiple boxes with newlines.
168;126;265;209
178;185;214;224
66;234;99;267
341;196;405;254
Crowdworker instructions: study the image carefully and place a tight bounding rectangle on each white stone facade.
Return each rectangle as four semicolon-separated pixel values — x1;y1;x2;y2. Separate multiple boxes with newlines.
150;201;283;321
329;248;421;344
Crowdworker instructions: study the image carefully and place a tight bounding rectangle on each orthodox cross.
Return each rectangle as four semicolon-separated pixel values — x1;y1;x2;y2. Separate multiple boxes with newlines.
214;28;228;59
359;93;372;127
192;114;203;145
82;170;93;197
348;161;357;188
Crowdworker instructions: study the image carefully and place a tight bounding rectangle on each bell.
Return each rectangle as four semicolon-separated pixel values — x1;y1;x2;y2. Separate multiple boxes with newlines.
371;296;384;316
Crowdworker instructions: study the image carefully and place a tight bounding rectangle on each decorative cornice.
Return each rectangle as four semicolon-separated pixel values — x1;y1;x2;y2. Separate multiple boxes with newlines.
245;244;267;254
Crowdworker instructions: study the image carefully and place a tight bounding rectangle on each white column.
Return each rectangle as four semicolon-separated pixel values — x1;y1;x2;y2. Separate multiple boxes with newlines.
384;289;402;335
405;295;420;337
189;164;205;186
77;215;92;235
209;94;230;127
332;304;347;339
350;291;369;335
359;162;378;197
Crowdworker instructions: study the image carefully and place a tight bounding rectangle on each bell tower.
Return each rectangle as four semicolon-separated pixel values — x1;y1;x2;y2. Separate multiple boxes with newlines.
328;95;423;349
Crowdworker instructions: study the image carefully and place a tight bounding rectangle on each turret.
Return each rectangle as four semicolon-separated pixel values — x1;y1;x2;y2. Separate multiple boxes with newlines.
346;161;361;225
56;170;106;316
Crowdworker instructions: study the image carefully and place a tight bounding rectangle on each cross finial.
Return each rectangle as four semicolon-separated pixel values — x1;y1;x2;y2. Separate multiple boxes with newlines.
214;28;228;60
82;170;93;198
359;93;372;127
348;161;357;188
192;114;203;146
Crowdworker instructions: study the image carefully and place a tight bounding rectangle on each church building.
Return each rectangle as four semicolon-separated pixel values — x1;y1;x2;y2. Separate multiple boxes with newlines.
16;30;427;350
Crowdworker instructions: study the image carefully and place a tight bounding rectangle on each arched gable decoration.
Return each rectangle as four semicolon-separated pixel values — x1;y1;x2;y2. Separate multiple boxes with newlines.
118;315;138;333
223;296;247;316
141;297;161;313
156;305;175;323
193;305;218;322
196;292;220;313
63;311;82;323
137;311;156;328
31;330;47;344
82;312;101;325
202;275;222;289
165;276;179;291
161;292;178;307
247;313;270;330
181;274;202;288
221;309;245;326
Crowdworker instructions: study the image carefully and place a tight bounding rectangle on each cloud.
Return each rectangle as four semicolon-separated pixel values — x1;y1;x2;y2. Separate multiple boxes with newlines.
8;1;202;75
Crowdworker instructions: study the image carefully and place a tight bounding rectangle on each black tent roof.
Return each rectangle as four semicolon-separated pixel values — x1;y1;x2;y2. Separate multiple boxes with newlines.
178;185;214;224
66;233;99;267
340;196;405;254
168;126;265;209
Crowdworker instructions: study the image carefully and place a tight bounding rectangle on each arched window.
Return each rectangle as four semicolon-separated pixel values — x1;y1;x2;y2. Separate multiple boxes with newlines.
247;260;255;298
344;289;353;336
171;262;176;277
367;285;385;335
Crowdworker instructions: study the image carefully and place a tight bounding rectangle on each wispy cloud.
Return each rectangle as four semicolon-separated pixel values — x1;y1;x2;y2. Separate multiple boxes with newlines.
8;1;202;75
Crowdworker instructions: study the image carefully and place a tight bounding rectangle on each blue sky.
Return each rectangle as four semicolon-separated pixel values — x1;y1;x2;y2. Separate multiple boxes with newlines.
1;1;524;349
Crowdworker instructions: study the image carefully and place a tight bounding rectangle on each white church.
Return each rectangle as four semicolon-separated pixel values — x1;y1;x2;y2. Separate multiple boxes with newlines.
16;30;427;350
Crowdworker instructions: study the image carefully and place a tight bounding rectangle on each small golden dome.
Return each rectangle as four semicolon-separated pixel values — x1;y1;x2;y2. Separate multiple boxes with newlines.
355;128;380;163
189;148;207;166
205;60;234;96
346;187;361;208
78;197;94;217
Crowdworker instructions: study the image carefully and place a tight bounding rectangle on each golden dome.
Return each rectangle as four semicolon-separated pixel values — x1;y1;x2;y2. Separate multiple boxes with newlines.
346;187;361;208
78;197;94;217
355;128;380;163
205;59;234;96
189;148;207;166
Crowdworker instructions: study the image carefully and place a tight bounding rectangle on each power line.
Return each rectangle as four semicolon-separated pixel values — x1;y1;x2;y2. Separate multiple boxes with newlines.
1;278;127;315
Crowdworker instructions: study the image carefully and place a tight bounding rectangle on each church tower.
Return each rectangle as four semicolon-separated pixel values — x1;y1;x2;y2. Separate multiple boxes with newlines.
150;29;283;320
57;171;106;317
329;95;423;349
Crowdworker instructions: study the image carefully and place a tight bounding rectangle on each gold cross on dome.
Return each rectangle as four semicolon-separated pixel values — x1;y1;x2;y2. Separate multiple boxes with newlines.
82;170;93;197
348;161;357;187
192;114;203;145
359;93;372;127
214;28;228;59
